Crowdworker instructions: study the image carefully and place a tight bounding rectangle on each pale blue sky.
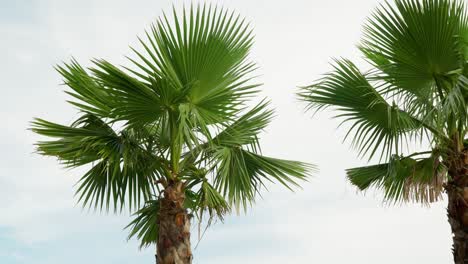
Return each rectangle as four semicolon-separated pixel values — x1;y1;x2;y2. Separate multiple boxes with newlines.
0;0;452;263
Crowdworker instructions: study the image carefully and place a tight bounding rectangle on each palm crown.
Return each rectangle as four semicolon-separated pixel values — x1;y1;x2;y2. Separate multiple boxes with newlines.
31;5;313;250
300;0;467;204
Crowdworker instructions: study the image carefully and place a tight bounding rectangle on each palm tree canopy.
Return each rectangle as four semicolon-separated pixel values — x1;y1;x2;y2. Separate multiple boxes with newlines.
299;0;467;204
31;5;314;248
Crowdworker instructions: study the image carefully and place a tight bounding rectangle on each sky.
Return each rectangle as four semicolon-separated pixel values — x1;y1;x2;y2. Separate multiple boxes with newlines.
0;0;453;263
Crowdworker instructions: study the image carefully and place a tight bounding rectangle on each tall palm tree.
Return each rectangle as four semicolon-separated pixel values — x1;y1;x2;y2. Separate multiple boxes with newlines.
299;0;467;262
31;5;313;264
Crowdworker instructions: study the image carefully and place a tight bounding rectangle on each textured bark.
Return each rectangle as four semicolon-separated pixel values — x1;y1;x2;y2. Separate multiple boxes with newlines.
156;182;192;264
446;148;468;264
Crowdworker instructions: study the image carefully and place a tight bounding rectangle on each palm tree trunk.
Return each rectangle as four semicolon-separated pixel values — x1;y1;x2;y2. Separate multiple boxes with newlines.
446;149;468;264
156;181;192;264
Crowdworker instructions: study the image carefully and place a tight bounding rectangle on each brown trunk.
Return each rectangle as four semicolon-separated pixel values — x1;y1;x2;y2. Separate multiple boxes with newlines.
446;148;468;264
156;181;192;264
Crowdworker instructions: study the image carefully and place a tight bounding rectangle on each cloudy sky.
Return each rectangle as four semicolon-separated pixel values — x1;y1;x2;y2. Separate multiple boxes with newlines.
0;0;452;263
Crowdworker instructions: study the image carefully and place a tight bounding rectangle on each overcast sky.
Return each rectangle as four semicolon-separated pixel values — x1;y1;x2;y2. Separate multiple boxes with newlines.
0;0;452;263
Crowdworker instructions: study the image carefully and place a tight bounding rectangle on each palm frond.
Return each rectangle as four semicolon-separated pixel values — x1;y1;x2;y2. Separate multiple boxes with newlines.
179;100;273;169
436;74;468;132
212;100;274;151
129;4;259;128
32;114;116;167
299;59;422;160
360;0;467;102
31;114;165;211
211;147;313;211
90;60;167;126
56;60;115;118
347;153;445;204
126;199;160;248
195;181;230;220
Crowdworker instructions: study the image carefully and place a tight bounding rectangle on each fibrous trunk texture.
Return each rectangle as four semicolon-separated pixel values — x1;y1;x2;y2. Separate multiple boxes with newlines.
446;148;468;264
156;181;192;264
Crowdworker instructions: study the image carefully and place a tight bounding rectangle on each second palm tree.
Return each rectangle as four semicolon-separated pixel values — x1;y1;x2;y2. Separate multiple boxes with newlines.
300;0;467;262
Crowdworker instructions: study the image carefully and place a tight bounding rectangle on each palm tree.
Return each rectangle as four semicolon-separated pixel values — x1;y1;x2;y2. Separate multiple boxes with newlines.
299;0;467;262
31;5;313;264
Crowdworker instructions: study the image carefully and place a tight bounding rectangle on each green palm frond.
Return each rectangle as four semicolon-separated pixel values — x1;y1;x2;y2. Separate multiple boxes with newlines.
299;59;422;160
90;60;167;126
176;99;313;212
195;181;230;220
211;147;312;210
56;61;115;118
179;100;273;169
212;100;274;151
31;114;165;211
347;153;445;204
361;0;467;102
32;114;117;167
129;4;259;128
437;74;468;131
126;199;160;248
